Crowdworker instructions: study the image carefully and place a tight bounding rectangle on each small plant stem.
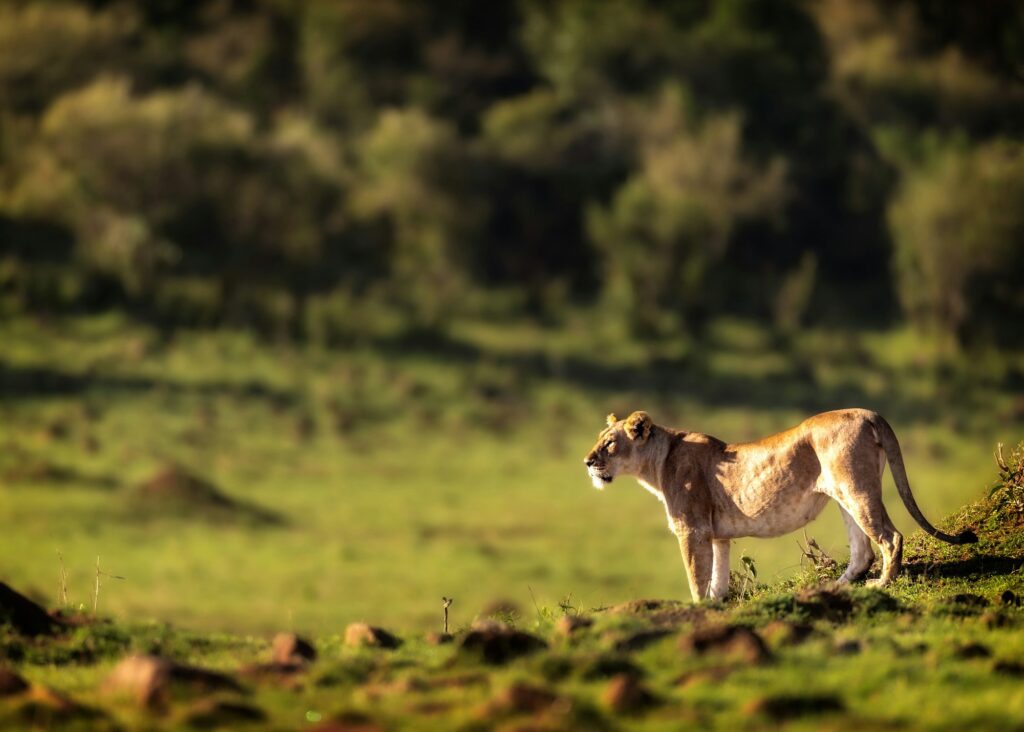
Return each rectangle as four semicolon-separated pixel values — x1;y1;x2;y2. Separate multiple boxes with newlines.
442;597;453;634
94;556;101;615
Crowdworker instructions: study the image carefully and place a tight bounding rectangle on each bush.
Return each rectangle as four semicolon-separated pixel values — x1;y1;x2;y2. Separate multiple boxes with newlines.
588;88;787;338
888;137;1024;347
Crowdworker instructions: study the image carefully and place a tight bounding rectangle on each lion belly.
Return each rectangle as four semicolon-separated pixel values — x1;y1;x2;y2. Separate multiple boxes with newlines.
709;438;832;539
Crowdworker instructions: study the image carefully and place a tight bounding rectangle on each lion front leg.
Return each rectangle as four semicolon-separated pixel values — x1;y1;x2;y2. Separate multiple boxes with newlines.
673;525;713;602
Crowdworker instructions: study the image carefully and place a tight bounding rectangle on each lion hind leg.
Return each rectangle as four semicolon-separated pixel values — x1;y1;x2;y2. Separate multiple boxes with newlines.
834;492;903;586
837;504;874;583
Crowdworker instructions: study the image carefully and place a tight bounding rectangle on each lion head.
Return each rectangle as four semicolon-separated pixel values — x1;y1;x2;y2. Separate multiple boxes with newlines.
583;411;654;489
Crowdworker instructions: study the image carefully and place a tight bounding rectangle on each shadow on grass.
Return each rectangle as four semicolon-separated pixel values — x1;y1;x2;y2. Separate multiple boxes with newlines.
904;555;1024;580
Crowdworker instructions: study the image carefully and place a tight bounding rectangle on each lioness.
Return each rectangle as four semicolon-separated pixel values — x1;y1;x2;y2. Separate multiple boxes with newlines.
584;409;977;601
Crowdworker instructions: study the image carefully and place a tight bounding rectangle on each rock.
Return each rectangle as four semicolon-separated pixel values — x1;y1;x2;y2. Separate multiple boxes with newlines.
0;582;59;636
424;631;453;645
680;624;771;664
761;620;815;647
103;654;243;708
0;668;29;697
344;623;402;649
272;632;316;664
555;615;593;637
184;699;266;728
954;642;991;659
602;673;658;714
744;693;844;720
611;628;672;652
459;625;546;665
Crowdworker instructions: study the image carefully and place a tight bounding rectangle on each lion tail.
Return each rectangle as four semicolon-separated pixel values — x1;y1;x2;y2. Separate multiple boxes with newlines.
870;414;978;545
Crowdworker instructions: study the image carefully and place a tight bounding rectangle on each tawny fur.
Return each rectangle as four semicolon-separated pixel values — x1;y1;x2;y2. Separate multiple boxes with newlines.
584;409;976;602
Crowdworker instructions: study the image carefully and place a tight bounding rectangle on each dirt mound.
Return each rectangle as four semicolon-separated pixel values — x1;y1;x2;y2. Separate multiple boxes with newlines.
602;673;658;714
680;624;771;664
129;464;283;526
458;625;546;665
603;599;706;626
103;654;244;709
0;583;59;636
344;623;401;649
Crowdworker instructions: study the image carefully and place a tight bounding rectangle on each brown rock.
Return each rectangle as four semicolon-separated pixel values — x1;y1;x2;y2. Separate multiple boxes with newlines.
0;582;59;636
459;625;547;665
744;693;844;720
272;632;316;664
424;631;453;645
344;623;401;649
103;654;243;708
602;673;658;714
680;624;771;664
0;668;29;697
555;615;593;637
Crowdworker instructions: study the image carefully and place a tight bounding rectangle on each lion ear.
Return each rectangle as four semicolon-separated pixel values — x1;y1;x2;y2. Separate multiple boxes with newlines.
624;411;653;442
605;413;618;427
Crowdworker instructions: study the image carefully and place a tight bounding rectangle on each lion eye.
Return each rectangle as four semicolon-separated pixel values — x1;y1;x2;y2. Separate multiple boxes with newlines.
606;441;617;454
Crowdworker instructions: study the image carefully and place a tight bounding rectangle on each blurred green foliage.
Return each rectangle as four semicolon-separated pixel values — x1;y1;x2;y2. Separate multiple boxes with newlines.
0;0;1022;347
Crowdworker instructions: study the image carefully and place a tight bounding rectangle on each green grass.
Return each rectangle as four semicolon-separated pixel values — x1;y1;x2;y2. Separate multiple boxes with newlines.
1;312;1023;728
0;312;1021;637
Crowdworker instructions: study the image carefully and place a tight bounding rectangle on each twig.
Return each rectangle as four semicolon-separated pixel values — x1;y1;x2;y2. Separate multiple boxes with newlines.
996;442;1008;472
798;531;838;574
93;556;125;616
442;597;453;634
57;551;69;607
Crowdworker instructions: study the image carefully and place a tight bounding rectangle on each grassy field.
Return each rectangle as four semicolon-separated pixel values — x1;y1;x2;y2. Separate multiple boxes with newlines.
0;312;1022;639
1;449;1023;730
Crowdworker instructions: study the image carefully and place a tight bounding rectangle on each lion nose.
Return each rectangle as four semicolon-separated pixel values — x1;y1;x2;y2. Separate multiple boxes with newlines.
584;456;596;467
